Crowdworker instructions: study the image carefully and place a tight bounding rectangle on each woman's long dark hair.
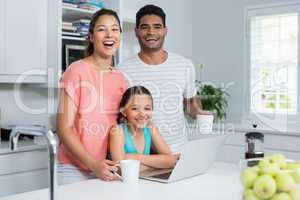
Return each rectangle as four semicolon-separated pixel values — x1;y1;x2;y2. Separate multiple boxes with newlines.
85;9;122;57
117;86;153;124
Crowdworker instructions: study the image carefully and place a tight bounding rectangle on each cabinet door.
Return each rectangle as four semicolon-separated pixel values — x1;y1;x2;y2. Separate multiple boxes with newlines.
4;0;47;75
0;169;48;197
0;0;5;73
0;149;48;197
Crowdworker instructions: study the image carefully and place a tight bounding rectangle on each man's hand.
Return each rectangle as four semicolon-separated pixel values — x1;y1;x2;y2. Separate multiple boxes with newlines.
197;109;212;115
184;97;212;118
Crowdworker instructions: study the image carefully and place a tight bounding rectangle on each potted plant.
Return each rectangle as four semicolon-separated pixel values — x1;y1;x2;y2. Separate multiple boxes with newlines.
196;80;230;121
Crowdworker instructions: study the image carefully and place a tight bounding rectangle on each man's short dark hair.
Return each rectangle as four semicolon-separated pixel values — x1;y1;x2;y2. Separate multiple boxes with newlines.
136;4;166;28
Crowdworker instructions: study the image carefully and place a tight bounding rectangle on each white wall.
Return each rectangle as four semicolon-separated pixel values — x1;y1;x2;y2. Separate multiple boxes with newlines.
0;84;57;129
124;0;194;59
191;0;244;122
191;0;291;122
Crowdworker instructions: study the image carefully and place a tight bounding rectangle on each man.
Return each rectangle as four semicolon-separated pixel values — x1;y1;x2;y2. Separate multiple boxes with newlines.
119;4;211;153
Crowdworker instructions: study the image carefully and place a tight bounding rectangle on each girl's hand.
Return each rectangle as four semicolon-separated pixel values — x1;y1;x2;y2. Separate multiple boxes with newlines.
140;164;155;173
169;154;181;167
92;159;119;181
173;153;181;161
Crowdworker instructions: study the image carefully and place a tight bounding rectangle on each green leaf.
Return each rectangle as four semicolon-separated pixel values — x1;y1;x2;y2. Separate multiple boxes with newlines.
198;83;230;120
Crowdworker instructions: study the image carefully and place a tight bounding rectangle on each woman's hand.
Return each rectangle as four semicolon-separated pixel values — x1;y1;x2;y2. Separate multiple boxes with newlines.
92;159;119;181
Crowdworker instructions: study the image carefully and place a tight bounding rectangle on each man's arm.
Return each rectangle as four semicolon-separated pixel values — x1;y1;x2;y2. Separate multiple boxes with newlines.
184;96;212;118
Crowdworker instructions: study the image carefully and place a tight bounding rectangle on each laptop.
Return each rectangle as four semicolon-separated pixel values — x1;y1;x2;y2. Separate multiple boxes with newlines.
139;135;227;183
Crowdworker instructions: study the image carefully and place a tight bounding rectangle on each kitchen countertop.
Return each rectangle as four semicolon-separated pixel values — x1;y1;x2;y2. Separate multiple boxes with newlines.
0;162;243;200
212;121;300;137
186;116;300;137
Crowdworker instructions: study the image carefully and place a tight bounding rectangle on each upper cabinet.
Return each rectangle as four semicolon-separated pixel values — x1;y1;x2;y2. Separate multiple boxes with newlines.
114;0;140;63
0;0;138;84
0;0;59;83
0;0;60;83
0;0;5;75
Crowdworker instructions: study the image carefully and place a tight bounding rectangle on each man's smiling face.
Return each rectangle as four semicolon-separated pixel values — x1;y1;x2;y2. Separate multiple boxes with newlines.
135;15;168;52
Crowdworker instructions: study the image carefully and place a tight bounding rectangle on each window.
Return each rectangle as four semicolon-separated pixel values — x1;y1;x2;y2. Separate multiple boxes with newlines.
246;3;300;130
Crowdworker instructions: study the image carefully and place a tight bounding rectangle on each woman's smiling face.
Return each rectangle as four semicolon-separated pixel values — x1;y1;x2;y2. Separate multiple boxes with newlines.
89;14;121;58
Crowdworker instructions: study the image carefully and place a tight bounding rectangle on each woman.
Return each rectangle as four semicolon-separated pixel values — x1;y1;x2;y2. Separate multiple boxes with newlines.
57;9;127;184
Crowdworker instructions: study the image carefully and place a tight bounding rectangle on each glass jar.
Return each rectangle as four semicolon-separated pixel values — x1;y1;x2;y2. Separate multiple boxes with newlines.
245;132;264;166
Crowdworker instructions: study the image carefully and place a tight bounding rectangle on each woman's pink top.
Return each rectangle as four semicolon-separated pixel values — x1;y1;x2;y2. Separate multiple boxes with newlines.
58;60;127;170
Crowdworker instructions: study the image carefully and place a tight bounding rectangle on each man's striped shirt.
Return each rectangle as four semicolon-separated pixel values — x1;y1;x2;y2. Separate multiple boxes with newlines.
119;52;197;153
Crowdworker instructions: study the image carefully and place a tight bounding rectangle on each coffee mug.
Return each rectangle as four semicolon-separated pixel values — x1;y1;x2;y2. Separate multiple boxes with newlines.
197;114;214;133
119;159;140;183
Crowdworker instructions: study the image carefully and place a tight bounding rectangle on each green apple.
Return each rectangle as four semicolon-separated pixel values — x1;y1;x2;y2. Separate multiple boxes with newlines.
286;163;300;169
271;193;292;200
244;189;261;200
259;156;281;176
286;163;300;183
289;189;300;200
251;166;261;172
241;168;258;188
253;174;277;199
275;173;297;192
270;154;287;169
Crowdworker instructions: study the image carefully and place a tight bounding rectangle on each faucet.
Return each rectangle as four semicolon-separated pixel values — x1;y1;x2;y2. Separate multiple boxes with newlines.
9;125;59;200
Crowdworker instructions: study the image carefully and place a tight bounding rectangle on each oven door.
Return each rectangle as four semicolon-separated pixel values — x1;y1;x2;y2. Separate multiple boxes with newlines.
64;44;85;71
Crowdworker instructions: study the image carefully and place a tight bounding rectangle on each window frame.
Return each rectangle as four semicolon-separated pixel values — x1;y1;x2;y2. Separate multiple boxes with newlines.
243;1;300;132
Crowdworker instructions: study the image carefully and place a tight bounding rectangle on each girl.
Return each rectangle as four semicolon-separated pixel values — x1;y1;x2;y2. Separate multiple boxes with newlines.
109;86;179;171
57;9;127;184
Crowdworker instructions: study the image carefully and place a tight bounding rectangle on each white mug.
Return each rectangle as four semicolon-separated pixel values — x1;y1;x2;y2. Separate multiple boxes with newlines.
119;159;140;183
197;114;214;134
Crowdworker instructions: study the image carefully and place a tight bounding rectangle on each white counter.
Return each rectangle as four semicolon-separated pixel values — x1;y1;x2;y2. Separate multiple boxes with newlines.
0;162;243;200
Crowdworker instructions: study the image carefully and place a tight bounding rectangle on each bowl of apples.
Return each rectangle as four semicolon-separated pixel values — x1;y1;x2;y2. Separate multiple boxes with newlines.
240;154;300;200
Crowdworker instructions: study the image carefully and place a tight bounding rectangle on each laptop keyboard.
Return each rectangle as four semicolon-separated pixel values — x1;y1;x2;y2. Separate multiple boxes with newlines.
150;171;172;180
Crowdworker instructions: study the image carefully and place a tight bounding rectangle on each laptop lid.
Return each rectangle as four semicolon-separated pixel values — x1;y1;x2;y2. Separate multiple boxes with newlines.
140;135;226;183
168;135;226;182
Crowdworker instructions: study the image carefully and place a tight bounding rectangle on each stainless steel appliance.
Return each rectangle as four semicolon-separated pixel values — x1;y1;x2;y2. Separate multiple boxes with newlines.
245;125;264;166
64;44;85;70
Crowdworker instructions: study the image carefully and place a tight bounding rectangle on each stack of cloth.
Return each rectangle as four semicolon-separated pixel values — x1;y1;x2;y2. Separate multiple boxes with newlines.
62;21;79;37
78;0;104;11
63;0;80;8
62;0;103;38
72;19;91;36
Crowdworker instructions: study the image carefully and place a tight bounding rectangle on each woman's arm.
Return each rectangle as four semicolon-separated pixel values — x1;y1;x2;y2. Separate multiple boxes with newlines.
57;89;118;180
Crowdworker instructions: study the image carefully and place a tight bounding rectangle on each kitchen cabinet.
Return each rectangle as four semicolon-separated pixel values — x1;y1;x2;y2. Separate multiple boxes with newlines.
114;0;139;63
0;0;60;84
0;148;48;197
0;0;4;75
0;0;137;84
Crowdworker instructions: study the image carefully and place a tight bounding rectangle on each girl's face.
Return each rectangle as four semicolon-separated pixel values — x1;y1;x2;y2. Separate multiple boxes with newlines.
122;94;153;129
89;15;121;58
